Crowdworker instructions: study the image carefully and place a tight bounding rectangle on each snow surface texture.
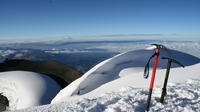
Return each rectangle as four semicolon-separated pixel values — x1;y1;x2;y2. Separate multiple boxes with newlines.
14;79;200;112
0;71;61;110
52;49;200;103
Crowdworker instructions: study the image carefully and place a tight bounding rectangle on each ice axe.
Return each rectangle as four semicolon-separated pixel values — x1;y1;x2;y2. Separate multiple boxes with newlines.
144;44;171;111
160;57;184;104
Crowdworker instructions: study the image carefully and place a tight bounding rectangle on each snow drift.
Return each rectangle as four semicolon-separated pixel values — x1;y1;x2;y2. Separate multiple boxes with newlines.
0;71;61;110
16;79;200;112
52;49;200;103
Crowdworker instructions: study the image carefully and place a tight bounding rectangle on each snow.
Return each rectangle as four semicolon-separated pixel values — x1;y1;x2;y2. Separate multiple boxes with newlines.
51;49;200;103
13;79;200;112
3;48;200;112
0;71;61;110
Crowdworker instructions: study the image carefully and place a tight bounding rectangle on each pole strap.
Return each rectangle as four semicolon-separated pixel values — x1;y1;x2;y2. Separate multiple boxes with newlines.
144;52;158;79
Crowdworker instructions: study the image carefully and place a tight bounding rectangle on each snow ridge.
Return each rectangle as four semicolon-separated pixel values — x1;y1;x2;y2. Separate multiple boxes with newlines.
52;49;200;104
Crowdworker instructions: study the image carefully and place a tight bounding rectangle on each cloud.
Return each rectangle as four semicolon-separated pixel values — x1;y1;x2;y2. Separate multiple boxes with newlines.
96;34;164;37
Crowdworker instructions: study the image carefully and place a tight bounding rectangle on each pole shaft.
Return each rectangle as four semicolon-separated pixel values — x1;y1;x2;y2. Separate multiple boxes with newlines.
146;49;160;111
149;53;159;89
160;60;171;103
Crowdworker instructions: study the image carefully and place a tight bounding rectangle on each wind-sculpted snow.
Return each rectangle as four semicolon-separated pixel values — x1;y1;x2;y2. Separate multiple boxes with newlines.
0;71;61;110
15;79;200;112
52;49;200;103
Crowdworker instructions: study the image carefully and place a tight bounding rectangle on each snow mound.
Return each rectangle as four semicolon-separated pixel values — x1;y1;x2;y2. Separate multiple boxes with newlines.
0;71;61;110
52;49;200;103
16;79;200;112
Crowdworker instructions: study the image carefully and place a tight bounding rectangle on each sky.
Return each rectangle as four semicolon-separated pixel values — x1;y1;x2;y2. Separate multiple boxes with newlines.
0;0;200;41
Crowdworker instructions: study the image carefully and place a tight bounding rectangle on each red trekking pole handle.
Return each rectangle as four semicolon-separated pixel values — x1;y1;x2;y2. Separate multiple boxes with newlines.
146;48;160;111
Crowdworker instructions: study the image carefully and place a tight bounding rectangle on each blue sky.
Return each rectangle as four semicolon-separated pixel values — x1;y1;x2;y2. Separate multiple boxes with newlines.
0;0;200;41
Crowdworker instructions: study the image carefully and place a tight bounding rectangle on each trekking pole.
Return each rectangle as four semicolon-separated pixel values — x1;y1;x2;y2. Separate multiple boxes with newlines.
144;44;170;111
160;57;184;104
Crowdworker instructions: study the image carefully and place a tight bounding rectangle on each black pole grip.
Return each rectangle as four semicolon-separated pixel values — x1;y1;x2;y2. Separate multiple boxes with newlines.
146;88;153;111
160;88;167;103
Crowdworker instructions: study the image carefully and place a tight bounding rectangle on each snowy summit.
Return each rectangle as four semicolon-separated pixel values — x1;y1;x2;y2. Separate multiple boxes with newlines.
3;48;200;112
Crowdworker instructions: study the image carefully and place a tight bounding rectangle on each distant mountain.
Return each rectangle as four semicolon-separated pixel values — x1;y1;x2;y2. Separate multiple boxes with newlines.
0;59;82;88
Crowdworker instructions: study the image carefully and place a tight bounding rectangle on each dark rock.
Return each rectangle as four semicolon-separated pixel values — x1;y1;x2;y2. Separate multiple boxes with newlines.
0;93;9;112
